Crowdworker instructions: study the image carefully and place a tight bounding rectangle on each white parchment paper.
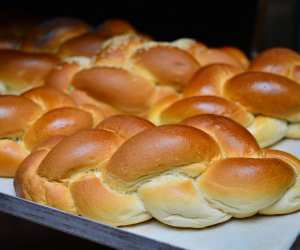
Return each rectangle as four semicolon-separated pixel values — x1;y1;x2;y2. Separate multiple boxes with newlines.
1;139;300;250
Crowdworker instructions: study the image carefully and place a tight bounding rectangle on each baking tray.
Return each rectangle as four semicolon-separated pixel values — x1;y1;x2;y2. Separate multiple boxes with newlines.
1;139;300;250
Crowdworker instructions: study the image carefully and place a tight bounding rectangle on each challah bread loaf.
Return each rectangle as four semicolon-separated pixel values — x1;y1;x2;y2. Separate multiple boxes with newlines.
46;34;252;117
150;63;300;147
250;48;300;82
0;86;107;177
46;34;200;115
62;34;199;115
0;49;60;94
22;17;90;53
14;114;300;228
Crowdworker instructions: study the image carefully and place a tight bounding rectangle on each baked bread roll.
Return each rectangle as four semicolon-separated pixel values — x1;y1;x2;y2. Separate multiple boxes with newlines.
14;114;300;228
0;50;60;94
22;17;90;53
0;86;107;177
150;63;300;147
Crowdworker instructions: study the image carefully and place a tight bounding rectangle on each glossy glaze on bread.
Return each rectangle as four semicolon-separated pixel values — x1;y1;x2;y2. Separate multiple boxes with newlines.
14;114;300;228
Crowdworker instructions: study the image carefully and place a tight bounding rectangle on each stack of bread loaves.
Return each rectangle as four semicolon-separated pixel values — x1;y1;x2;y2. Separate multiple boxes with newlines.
0;17;299;229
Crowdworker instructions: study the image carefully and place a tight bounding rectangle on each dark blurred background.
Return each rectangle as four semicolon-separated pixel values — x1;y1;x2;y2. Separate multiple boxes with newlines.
0;0;298;249
0;0;298;55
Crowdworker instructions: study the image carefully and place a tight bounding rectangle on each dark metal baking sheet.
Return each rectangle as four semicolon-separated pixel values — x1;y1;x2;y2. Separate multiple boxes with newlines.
1;190;300;249
0;192;181;250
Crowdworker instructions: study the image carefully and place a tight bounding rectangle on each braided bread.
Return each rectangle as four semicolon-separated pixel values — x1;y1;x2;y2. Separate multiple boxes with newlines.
14;114;300;228
48;34;200;115
150;63;300;147
0;86;110;177
46;35;251;118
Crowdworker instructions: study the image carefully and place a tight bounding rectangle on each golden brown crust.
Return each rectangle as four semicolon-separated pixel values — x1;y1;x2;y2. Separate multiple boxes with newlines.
14;149;49;199
158;96;254;126
58;33;105;58
38;129;123;180
105;125;220;189
0;95;42;137
22;17;90;53
183;63;243;97
70;174;150;225
96;115;155;140
72;67;155;113
191;47;244;68
44;63;80;93
96;19;137;38
262;149;300;175
172;38;207;58
199;158;295;216
181;114;260;157
22;86;75;111
14;114;300;228
219;47;250;69
224;72;300;121
14;148;76;213
0;85;100;177
32;135;65;152
172;39;246;69
250;48;300;81
23;107;93;150
79;103;114;126
0;140;29;177
0;50;60;93
0;87;83;177
133;46;199;88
